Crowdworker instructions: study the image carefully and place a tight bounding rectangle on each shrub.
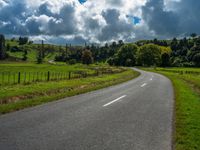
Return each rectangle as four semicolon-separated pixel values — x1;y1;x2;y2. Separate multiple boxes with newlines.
68;59;77;65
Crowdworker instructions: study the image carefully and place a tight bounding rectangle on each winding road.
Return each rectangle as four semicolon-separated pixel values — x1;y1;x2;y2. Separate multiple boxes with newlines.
0;68;174;150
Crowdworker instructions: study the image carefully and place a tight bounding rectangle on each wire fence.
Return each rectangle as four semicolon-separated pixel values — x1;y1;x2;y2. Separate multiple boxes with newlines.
158;69;200;75
0;68;126;86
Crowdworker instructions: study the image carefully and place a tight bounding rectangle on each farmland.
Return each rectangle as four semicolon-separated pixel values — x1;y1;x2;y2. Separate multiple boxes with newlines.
0;63;140;114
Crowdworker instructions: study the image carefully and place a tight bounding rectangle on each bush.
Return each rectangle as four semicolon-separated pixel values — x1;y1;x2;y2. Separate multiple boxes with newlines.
182;62;195;67
125;59;133;67
68;59;77;65
171;57;183;67
107;57;115;66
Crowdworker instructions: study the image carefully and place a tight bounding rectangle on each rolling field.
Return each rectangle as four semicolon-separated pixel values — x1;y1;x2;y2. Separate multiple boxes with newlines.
0;63;124;85
0;63;140;114
143;67;200;150
6;40;60;62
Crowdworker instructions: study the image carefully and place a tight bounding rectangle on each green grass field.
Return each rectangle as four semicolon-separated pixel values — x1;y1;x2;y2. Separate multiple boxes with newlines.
0;63;125;85
143;67;200;150
6;40;60;62
0;63;140;114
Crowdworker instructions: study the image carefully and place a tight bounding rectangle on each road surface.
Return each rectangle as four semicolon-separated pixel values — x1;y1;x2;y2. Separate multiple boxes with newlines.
0;68;174;150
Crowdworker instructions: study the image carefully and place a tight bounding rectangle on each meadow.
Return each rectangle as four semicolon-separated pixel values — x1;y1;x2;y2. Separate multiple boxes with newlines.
143;67;200;150
0;62;140;114
0;63;125;85
6;40;59;62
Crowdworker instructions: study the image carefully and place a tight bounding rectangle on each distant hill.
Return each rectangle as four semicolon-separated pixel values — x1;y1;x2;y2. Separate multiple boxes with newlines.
5;39;60;62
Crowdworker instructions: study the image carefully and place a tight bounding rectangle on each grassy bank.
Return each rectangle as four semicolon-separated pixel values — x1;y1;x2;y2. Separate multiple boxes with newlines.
0;63;125;85
143;67;200;150
0;66;139;114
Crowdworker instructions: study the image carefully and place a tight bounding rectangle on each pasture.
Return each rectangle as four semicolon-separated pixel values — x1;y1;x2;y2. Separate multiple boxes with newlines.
0;63;139;114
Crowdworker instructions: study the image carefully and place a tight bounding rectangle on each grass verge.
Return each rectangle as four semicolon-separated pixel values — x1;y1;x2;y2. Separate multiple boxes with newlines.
142;68;200;150
0;69;140;114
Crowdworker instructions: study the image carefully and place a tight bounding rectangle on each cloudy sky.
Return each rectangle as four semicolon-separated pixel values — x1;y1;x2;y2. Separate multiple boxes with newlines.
0;0;200;45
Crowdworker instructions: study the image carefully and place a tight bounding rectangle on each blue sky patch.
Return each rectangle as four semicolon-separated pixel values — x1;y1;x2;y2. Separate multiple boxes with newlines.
126;15;142;25
79;0;87;4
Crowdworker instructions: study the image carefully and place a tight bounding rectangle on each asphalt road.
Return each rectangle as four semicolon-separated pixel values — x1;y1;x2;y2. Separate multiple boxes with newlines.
0;68;174;150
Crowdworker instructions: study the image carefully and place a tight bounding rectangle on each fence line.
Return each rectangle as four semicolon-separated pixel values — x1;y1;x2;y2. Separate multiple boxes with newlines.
158;69;200;75
0;68;126;86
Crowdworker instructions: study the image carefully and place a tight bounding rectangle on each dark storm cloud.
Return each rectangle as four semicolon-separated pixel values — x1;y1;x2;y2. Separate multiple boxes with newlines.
50;4;77;35
27;2;78;36
0;1;78;36
98;9;133;41
142;0;200;37
37;2;54;17
175;0;200;34
84;18;100;30
0;0;27;35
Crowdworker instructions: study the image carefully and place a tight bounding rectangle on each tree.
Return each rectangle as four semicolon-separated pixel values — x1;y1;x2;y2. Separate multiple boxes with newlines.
161;53;170;67
137;44;161;66
0;34;6;60
64;44;70;61
116;43;138;66
37;50;43;64
159;46;172;55
191;33;197;38
68;59;77;65
192;53;200;67
6;43;10;51
19;37;29;45
107;57;115;66
118;40;124;47
82;49;93;65
170;38;178;52
37;41;44;64
22;49;28;61
171;57;183;67
107;54;120;66
41;40;45;58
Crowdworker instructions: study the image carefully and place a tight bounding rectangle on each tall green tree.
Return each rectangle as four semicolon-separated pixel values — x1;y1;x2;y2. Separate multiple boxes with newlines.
22;49;28;61
0;34;6;60
192;53;200;67
19;37;29;45
117;43;138;66
137;44;161;66
191;33;197;38
37;40;44;64
82;49;93;65
161;53;170;67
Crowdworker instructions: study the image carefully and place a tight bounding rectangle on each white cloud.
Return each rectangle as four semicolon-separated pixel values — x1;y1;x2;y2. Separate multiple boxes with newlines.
0;0;200;44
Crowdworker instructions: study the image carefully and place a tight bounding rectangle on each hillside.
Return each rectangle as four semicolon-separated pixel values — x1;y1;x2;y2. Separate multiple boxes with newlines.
5;39;60;62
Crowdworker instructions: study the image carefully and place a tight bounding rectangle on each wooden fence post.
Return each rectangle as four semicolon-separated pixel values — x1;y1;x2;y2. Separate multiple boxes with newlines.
47;71;50;81
18;72;21;84
69;72;71;80
2;72;4;84
24;72;26;83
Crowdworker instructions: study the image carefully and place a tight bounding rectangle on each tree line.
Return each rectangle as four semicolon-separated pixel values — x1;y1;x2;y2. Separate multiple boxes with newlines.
1;33;200;67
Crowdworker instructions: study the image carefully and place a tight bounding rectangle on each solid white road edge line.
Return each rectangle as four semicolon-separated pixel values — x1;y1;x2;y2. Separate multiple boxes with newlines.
103;95;127;107
141;83;147;87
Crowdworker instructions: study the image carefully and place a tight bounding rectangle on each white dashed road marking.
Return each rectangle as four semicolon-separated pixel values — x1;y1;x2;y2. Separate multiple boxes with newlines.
103;95;127;107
